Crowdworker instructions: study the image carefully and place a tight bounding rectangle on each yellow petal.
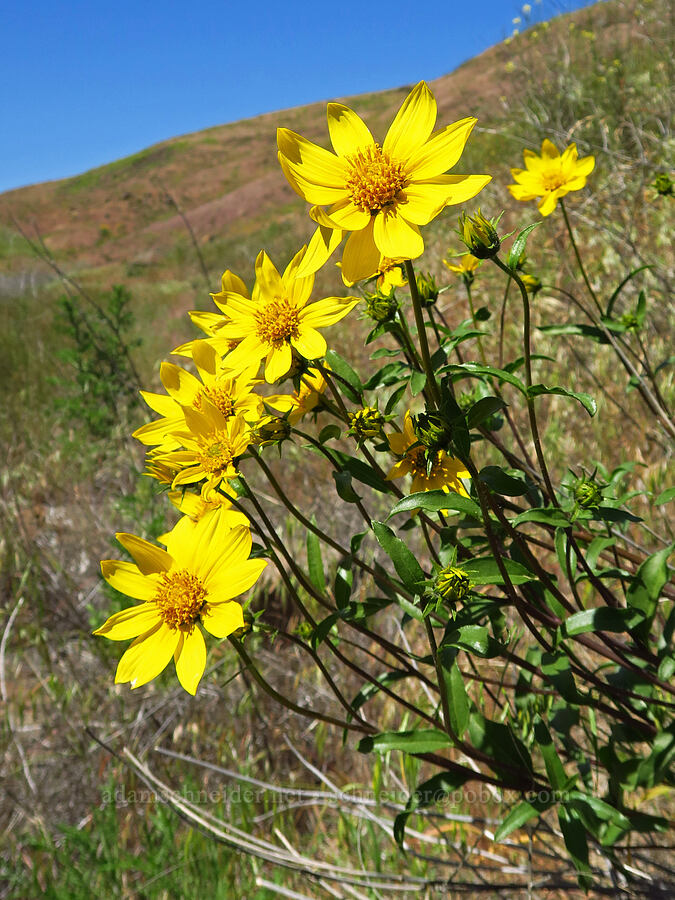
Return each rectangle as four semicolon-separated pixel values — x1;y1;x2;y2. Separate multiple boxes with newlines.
100;560;158;601
160;361;201;405
174;627;207;695
254;250;284;299
373;211;424;260
93;602;160;640
115;533;173;575
264;343;293;383
573;155;595;177
406;117;476;180
140;391;179;417
202;601;245;638
279;154;349;205
207;558;267;602
297;224;345;278
341;220;380;282
540;139;560;158
300;296;359;328
115;623;180;688
327;103;374;157
292;327;327;360
400;183;452;226
277;127;348;186
439;174;492;207
325;199;371;231
383;82;436;161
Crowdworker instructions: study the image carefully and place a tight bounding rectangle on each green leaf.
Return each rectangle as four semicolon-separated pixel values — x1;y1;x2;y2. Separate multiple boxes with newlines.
469;712;533;776
332;470;361;503
334;564;352;609
561;606;644;638
513;507;570;528
442;625;502;657
558;806;592;881
324;349;362;401
462;556;536;586
442;362;527;395
385;382;408;416
507;222;540;270
478;465;529;496
348;670;410;720
387;490;482;521
394;770;471;846
331;451;390;493
445;661;470;739
371;520;425;591
527;384;597;417
626;544;674;641
358;728;452;755
409;369;427;396
606;264;652;318
533;718;567;791
538;323;608;344
655;487;675;505
318;424;341;443
466;396;507;429
306;527;326;593
494;797;553;842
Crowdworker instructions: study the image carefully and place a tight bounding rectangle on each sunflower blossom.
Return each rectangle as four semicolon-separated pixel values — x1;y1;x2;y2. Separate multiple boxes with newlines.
133;340;262;451
508;139;595;216
214;247;359;383
386;411;470;497
94;508;266;694
277;81;491;282
265;366;328;425
155;404;252;498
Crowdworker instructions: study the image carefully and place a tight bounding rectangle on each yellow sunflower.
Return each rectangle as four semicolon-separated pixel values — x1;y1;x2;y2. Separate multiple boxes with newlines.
157;489;249;545
94;508;266;694
277;81;491;282
443;253;481;278
133;340;262;451
508;139;595;216
155;404;252;498
214;247;359;383
386;411;470;496
265;366;328;425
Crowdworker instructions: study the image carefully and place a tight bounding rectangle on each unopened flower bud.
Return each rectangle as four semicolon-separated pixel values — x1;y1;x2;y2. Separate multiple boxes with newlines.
652;172;673;197
253;416;291;447
435;566;473;603
348;406;385;441
574;475;603;509
415;271;439;306
412;411;453;452
457;209;501;259
520;273;542;296
364;290;399;323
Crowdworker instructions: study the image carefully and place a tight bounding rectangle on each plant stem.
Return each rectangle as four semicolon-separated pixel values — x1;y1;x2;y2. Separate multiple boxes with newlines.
405;259;441;408
559;198;602;314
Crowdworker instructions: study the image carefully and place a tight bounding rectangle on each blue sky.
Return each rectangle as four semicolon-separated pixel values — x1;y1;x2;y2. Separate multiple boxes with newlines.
1;0;594;193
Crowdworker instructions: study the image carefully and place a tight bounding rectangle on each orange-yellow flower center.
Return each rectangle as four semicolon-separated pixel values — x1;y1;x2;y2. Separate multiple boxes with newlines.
193;384;235;418
255;298;301;347
346;144;408;212
197;432;238;475
540;167;566;192
153;568;207;629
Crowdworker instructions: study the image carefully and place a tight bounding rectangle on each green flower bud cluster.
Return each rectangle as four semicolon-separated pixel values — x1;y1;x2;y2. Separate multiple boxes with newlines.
573;475;604;509
411;411;453;452
435;565;473;603
348;406;385;441
653;172;673;197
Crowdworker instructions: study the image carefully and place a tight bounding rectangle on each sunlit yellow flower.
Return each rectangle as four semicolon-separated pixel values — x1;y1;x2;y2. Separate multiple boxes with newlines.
172;270;249;358
94;508;266;694
214;248;359;383
158;489;249;545
265;366;328;425
386;411;470;496
133;341;262;450
156;405;252;498
278;81;491;282
508;139;595;216
443;253;481;278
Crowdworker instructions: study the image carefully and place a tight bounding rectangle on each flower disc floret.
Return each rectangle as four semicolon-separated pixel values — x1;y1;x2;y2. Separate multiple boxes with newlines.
154;569;207;629
255;298;301;346
346;145;408;212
